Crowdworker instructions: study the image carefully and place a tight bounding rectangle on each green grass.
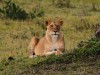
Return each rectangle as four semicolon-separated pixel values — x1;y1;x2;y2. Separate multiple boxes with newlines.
0;37;99;75
0;47;99;75
0;0;100;75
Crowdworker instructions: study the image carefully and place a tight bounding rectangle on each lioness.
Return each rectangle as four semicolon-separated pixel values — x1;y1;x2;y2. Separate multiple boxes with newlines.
28;19;65;58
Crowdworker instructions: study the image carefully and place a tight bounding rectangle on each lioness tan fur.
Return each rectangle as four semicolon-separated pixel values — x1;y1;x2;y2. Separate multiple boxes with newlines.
28;19;65;58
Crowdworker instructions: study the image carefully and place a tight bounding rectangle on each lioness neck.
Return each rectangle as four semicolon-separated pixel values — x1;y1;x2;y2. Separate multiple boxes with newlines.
45;31;62;43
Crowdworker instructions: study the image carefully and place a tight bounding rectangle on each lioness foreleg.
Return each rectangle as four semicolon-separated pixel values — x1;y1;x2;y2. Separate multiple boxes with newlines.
28;37;39;58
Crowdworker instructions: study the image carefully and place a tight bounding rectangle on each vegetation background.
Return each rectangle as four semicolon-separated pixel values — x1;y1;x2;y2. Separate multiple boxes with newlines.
0;0;100;75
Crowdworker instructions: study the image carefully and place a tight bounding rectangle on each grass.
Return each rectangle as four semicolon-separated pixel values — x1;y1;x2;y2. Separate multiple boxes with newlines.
0;18;45;59
0;47;99;75
0;0;100;75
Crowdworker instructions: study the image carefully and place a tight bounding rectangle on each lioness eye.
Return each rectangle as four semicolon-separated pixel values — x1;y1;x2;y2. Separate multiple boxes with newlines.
50;25;53;27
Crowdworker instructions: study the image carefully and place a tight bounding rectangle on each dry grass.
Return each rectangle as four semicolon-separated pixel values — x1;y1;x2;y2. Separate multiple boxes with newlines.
0;0;100;59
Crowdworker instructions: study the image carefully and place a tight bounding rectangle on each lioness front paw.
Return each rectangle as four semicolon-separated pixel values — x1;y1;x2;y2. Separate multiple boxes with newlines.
55;51;63;55
29;55;37;58
29;55;34;58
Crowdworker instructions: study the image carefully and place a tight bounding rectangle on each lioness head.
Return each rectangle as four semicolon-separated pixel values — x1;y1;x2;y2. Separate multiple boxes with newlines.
45;19;63;36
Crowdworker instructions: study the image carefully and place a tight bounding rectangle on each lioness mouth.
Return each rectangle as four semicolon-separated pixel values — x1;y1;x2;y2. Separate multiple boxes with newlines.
51;32;59;36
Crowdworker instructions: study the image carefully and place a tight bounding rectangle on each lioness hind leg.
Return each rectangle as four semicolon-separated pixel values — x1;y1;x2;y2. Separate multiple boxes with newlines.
28;36;39;58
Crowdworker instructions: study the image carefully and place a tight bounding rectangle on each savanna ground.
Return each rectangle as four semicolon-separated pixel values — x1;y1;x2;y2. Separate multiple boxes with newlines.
0;0;100;75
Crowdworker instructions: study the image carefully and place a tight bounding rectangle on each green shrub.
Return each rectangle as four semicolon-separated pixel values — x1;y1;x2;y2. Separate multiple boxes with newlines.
0;0;28;20
29;5;44;19
74;37;100;58
0;0;44;20
54;0;71;8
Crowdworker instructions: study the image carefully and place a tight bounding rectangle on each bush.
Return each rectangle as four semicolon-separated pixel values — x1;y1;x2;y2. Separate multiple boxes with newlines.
55;0;71;8
74;37;100;58
0;0;45;20
0;0;28;20
29;5;44;19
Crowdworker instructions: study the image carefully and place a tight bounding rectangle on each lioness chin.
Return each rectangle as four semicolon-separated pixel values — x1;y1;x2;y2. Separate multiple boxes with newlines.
28;19;65;58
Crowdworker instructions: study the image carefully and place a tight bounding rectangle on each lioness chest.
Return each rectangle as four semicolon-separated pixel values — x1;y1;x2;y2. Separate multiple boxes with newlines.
45;35;59;52
34;36;59;55
44;42;58;52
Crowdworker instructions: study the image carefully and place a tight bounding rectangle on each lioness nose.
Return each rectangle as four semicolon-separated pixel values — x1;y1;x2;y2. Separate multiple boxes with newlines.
54;31;57;32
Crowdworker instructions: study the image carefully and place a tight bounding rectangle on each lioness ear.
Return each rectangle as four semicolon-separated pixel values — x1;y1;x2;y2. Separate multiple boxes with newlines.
45;19;51;26
57;19;63;26
59;20;63;26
